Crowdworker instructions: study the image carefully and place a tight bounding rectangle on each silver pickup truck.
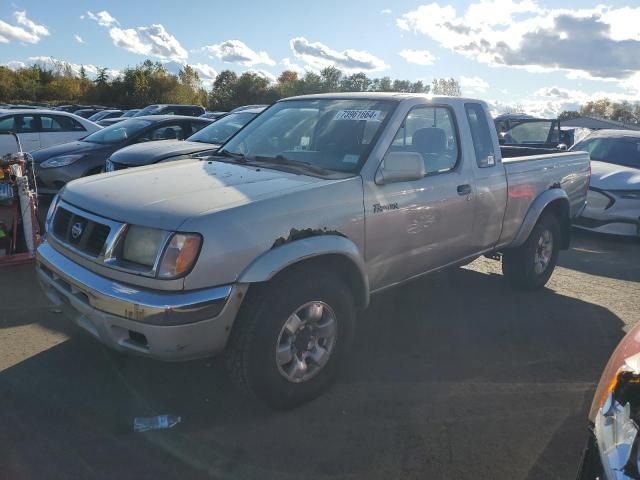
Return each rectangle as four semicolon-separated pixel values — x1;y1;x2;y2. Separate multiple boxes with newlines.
36;93;590;408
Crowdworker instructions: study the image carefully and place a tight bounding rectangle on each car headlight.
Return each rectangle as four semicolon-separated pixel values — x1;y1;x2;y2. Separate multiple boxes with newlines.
44;194;60;233
121;226;167;267
39;154;84;169
157;233;202;278
592;352;640;479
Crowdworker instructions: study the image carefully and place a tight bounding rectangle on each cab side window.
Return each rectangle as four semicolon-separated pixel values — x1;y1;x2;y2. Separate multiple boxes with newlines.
465;103;496;168
388;106;459;174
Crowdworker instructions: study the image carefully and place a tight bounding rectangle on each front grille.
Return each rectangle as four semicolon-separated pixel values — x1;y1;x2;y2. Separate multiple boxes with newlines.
51;206;111;258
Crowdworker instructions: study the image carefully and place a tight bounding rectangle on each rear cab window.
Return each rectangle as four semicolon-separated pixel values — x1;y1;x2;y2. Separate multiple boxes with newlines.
465;103;496;168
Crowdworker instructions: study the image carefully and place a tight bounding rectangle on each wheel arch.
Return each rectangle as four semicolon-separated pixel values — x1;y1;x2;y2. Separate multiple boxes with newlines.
238;235;370;308
511;189;571;249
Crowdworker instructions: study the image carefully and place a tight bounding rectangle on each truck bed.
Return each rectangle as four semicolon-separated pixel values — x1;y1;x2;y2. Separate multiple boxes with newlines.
498;150;591;246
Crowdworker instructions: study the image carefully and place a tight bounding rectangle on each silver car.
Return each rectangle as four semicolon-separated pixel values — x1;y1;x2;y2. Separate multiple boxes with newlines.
573;130;640;237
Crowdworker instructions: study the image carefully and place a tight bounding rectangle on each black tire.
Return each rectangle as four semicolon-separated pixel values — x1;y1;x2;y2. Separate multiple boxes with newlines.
224;265;355;409
502;212;561;290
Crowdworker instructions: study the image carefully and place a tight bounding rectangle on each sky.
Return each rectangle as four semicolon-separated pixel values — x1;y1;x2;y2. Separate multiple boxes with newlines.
1;0;639;116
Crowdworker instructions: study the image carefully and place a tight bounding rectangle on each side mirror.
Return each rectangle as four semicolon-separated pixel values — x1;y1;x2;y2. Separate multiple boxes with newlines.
375;151;426;185
557;143;568;151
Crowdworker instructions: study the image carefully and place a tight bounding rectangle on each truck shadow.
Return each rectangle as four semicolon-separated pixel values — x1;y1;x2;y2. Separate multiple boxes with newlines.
0;266;626;480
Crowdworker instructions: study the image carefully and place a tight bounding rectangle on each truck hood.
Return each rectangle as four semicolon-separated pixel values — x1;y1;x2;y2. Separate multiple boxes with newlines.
110;140;218;166
60;159;326;231
591;160;640;190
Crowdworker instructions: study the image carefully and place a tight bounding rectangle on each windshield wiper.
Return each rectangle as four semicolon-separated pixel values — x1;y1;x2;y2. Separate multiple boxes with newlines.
252;155;330;175
217;149;248;163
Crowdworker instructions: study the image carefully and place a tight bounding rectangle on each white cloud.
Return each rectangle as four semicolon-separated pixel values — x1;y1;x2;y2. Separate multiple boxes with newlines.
0;10;49;44
397;2;640;83
86;10;118;27
87;10;186;61
26;56;97;77
2;60;26;70
74;34;84;44
398;49;435;66
280;57;314;74
199;39;275;67
109;24;187;61
245;69;277;83
380;9;392;15
460;75;489;93
190;63;217;86
290;36;389;73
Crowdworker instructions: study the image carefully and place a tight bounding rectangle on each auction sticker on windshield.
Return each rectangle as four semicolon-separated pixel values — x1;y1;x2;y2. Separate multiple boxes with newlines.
334;110;382;121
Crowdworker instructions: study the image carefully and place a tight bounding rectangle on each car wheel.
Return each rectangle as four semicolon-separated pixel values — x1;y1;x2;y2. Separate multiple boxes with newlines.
224;265;355;409
502;212;560;290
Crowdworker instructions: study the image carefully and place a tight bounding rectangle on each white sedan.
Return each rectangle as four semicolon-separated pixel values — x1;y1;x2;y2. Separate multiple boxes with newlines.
0;109;101;155
573;129;640;237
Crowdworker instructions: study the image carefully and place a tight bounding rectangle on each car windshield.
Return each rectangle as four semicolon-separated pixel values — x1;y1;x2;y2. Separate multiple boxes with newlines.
122;110;139;118
188;112;257;145
134;105;161;117
83;119;152;145
573;136;640;169
220;99;396;173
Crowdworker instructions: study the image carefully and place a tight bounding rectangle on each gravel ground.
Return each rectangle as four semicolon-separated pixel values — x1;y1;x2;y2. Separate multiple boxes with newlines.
0;229;638;480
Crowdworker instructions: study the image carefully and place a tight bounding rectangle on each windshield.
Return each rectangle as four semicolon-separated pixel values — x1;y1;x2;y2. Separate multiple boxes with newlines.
573;136;640;169
83;119;152;145
188;112;256;144
133;105;161;117
220;99;396;173
496;119;559;145
122;110;139;118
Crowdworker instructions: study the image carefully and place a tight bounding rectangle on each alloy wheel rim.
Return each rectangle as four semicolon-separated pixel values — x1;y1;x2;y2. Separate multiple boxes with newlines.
534;229;553;274
275;301;337;383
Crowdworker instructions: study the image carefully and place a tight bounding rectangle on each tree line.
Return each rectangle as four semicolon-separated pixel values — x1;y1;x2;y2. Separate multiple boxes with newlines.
560;98;640;125
0;59;463;111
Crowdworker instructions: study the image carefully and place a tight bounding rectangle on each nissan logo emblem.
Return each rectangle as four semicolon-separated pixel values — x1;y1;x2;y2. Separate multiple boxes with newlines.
71;222;84;240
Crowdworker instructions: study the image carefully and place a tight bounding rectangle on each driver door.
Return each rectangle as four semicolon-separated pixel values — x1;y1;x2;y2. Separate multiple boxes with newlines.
364;105;477;290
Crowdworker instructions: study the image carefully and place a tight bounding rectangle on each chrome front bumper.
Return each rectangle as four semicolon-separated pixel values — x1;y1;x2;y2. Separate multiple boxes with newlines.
36;241;247;361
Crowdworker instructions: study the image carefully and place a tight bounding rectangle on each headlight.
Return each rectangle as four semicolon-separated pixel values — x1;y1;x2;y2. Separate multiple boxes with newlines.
157;233;202;279
44;194;60;232
121;226;166;267
39;154;84;169
592;352;640;478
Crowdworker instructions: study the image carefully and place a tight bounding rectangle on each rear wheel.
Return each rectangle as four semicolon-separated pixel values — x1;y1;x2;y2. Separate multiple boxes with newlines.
502;213;560;290
224;266;355;409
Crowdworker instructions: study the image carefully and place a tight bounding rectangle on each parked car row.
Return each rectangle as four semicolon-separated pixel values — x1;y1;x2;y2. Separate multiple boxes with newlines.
31;106;266;193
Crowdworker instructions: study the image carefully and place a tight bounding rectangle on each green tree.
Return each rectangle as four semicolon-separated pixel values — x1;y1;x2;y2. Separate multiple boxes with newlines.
208;70;238;110
559;110;581;121
320;66;342;92
432;78;461;96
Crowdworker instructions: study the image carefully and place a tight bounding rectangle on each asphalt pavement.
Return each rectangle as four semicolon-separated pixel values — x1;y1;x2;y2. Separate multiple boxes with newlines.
1;229;638;479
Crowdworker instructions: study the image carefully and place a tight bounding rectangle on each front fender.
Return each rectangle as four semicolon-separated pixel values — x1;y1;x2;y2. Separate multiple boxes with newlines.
238;235;370;307
510;188;570;247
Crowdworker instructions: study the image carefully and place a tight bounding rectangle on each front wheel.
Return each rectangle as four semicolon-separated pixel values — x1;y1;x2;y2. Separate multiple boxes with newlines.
224;267;355;409
502;213;561;290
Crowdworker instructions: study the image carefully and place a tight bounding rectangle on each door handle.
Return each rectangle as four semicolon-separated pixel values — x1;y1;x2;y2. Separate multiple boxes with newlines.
457;184;472;196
